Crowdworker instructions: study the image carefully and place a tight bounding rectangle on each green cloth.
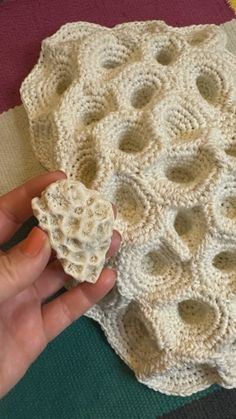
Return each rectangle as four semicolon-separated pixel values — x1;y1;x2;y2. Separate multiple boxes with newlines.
0;220;217;418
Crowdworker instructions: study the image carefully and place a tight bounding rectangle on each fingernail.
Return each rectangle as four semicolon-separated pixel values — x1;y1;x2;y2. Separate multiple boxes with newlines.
21;227;49;257
107;269;117;285
114;230;122;245
57;170;67;178
112;204;117;219
110;269;117;280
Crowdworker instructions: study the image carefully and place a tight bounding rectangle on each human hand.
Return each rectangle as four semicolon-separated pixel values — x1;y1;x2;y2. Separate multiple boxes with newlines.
0;171;121;398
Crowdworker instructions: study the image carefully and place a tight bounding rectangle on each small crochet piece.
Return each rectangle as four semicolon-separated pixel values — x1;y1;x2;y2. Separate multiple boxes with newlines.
21;20;236;395
32;180;114;286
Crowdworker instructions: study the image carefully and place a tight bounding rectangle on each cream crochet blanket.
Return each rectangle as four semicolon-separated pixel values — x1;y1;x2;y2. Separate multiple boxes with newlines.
20;20;236;395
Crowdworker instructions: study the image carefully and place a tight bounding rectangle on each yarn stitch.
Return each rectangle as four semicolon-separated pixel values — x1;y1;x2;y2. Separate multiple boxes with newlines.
21;20;236;396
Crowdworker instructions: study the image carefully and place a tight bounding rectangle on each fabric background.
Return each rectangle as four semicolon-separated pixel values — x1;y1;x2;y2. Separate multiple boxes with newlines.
228;1;236;12
0;1;236;418
0;0;234;113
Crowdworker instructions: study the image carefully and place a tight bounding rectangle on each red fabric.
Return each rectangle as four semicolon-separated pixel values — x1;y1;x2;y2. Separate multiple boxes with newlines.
0;0;234;113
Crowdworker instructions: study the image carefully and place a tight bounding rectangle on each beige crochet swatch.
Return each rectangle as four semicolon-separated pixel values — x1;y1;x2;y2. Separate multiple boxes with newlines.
0;19;235;193
2;19;236;396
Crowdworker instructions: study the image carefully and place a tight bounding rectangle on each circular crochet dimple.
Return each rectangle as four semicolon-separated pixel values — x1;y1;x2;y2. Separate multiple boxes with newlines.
79;32;139;83
99;172;155;242
142;140;222;206
94;110;161;171
122;302;162;361
114;62;170;110
184;25;227;50
178;53;236;108
193;236;236;298
21;20;236;396
207;171;236;240
155;293;230;356
142;32;186;66
151;94;216;147
117;240;191;301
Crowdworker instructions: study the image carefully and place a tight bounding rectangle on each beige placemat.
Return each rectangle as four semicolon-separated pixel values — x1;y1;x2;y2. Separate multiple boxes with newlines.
0;107;46;195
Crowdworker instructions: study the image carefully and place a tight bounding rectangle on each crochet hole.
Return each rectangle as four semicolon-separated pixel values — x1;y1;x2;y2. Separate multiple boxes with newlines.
196;73;219;104
164;106;204;143
213;251;236;271
113;183;145;225
124;313;149;340
156;48;174;65
56;76;72;95
220;197;236;219
99;45;126;69
166;165;196;184
78;158;98;189
187;29;209;46
178;300;213;325
82;110;105;126
177;129;203;143
174;206;206;252
225;143;236;158
118;127;148;153
131;85;155;108
142;251;167;276
123;303;161;354
116;186;143;224
174;209;193;236
101;58;122;69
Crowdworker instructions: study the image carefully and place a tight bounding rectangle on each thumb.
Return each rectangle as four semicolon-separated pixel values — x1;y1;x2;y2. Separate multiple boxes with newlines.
0;227;51;303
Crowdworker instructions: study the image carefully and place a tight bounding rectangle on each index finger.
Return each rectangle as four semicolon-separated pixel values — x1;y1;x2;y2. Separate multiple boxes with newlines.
0;171;66;245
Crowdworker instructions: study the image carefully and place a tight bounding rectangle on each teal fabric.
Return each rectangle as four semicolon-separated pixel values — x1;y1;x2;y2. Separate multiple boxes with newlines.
0;317;217;419
0;220;217;418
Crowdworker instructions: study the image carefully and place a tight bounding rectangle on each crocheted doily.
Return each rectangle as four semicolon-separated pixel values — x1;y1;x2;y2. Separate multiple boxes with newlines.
21;20;236;396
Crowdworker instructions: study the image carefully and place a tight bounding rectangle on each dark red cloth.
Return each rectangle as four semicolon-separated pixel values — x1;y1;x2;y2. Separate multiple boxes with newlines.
0;0;234;113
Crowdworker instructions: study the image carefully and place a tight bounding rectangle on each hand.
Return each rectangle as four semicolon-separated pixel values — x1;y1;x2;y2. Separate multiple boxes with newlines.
0;171;121;398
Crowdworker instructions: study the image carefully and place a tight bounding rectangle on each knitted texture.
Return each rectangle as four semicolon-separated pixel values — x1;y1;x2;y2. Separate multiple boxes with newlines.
32;179;114;286
20;20;236;396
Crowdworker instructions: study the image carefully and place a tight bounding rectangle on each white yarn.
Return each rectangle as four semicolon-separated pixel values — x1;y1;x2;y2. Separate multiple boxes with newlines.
20;20;236;396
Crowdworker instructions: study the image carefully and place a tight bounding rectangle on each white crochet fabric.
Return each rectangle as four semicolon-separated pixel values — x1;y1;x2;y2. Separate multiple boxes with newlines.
20;20;236;396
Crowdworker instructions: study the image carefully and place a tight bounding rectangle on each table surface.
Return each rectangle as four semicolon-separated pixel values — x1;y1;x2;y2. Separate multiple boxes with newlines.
0;1;236;418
